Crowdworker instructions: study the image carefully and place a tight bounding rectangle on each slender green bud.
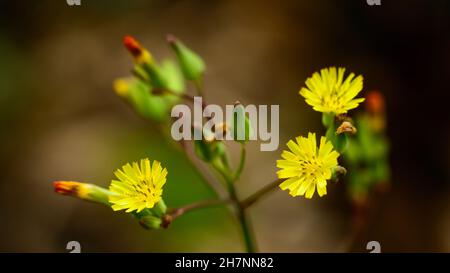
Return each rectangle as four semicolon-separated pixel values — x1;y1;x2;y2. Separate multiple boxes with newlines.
167;34;205;81
231;102;252;144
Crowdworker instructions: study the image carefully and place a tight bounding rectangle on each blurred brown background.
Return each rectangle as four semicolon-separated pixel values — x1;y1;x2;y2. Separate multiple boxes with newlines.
0;0;449;252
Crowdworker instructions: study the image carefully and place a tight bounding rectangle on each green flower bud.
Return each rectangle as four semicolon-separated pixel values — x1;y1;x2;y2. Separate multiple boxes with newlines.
128;79;168;122
159;59;185;94
231;103;252;144
142;62;169;89
167;34;205;81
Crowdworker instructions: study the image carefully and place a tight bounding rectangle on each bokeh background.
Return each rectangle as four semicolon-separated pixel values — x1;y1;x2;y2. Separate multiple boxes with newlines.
0;0;449;252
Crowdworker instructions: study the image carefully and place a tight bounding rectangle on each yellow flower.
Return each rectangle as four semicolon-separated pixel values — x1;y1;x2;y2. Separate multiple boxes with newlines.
109;158;167;213
277;133;339;198
299;67;365;114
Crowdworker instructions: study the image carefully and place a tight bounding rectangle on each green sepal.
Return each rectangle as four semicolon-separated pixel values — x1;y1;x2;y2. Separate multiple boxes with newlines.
139;215;162;230
85;186;116;206
150;200;167;217
322;112;334;128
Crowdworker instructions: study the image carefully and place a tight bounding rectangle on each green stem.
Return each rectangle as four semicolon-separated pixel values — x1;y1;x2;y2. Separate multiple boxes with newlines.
194;77;203;96
241;179;281;209
234;144;246;181
220;151;231;171
227;182;256;253
161;198;231;228
212;159;256;253
211;158;231;184
172;136;221;198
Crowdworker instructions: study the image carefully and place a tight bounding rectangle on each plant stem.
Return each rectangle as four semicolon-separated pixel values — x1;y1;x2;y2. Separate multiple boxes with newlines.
155;88;211;116
212;159;256;253
156;85;256;252
194;77;203;97
141;81;259;252
165;198;231;221
227;182;256;253
234;144;246;181
220;152;231;171
168;127;221;198
241;179;282;209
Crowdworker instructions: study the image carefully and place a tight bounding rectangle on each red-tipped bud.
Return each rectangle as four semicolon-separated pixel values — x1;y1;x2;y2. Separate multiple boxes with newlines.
123;35;152;64
54;181;82;196
53;181;113;205
123;36;143;57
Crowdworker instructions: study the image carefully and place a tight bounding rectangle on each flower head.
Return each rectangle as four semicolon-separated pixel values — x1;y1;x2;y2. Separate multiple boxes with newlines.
109;158;167;213
277;133;339;198
299;67;364;114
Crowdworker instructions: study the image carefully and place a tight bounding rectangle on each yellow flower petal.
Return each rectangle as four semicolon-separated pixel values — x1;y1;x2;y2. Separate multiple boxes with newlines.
299;67;365;114
277;133;340;199
108;158;167;213
305;183;316;199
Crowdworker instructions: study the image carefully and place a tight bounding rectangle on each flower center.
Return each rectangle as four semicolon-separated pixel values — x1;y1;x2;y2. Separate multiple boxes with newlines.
300;156;324;181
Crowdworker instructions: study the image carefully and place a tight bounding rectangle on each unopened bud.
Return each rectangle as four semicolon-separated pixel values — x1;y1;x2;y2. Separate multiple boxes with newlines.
167;34;205;81
113;78;130;98
123;35;153;64
53;181;114;206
